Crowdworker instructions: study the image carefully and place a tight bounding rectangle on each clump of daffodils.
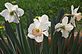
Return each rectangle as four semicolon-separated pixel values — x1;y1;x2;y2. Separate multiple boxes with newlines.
70;5;81;27
55;16;74;38
0;2;24;23
0;3;81;43
28;14;51;42
65;5;82;27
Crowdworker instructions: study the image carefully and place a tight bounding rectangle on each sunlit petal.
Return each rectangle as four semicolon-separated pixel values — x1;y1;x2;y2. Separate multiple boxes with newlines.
61;30;69;38
39;14;49;23
5;2;13;11
55;23;63;29
12;18;19;23
28;23;35;33
33;19;40;28
40;22;51;31
34;35;43;42
43;31;49;37
74;6;79;14
65;23;74;31
0;9;9;18
16;8;24;17
28;33;35;39
71;5;74;14
62;16;68;25
70;17;76;27
75;13;82;21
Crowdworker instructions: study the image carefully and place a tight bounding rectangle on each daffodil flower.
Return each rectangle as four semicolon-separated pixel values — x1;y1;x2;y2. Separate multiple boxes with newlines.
28;14;51;42
55;16;74;38
70;5;81;27
0;2;24;23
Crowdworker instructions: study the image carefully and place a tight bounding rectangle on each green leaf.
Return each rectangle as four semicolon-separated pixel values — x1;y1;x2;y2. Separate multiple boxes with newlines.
69;32;80;54
50;9;64;54
77;41;82;54
27;9;36;54
4;21;23;54
0;31;15;54
42;36;50;54
0;39;11;54
16;21;31;54
0;31;11;54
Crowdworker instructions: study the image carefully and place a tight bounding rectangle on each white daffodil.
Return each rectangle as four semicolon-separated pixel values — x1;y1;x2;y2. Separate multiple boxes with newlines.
0;2;24;23
28;14;51;43
55;16;74;38
70;5;81;27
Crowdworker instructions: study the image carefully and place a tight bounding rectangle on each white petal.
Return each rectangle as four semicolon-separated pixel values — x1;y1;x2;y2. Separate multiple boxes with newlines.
5;15;19;23
7;16;16;22
0;9;9;19
12;5;18;11
10;5;18;11
71;5;74;14
47;21;51;27
65;23;74;31
34;35;43;42
40;21;51;31
28;23;35;33
16;8;24;17
70;17;76;27
39;14;49;23
74;13;81;21
55;23;63;29
5;2;13;11
61;30;69;38
43;31;48;37
5;2;18;12
28;33;35;39
62;16;68;25
40;23;49;31
33;19;40;28
12;18;19;23
74;6;79;14
56;28;61;31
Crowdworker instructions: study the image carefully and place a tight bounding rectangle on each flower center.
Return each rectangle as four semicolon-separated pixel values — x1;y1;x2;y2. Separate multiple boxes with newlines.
10;11;14;16
36;29;40;32
32;28;42;37
60;26;65;30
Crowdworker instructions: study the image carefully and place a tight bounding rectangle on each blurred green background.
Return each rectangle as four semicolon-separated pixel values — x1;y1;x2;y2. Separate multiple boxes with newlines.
0;0;82;30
